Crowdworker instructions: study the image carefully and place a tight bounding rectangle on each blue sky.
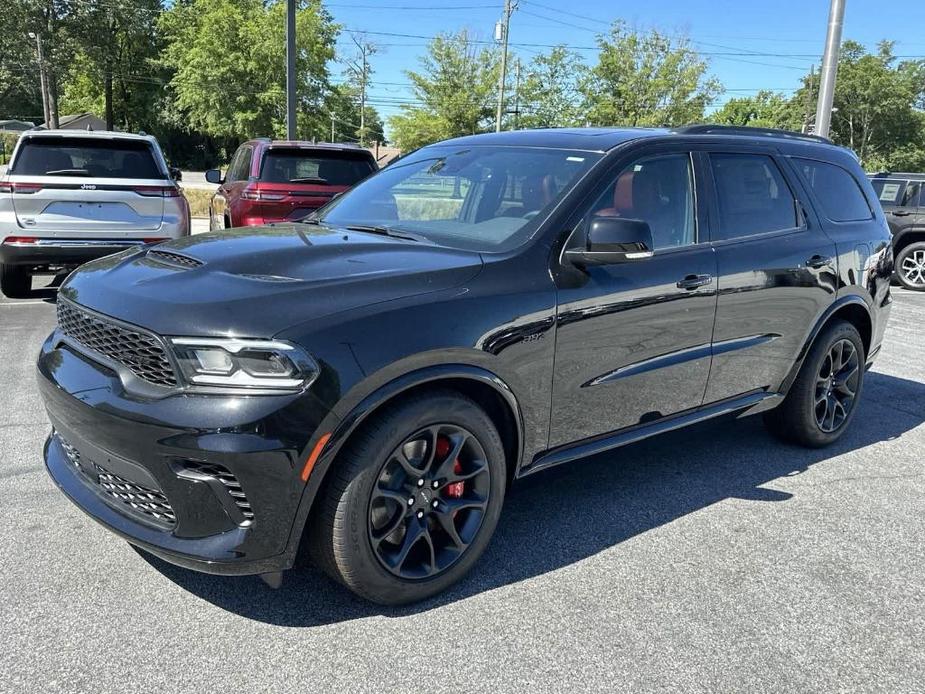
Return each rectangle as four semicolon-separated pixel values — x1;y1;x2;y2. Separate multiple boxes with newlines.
324;0;925;132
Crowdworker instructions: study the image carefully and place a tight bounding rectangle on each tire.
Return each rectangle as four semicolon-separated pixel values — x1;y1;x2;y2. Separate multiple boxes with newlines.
895;241;925;291
764;320;865;448
0;264;30;298
308;390;507;605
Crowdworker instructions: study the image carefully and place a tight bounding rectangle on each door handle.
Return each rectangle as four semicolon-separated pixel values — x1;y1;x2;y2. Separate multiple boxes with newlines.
805;255;833;269
676;274;713;290
891;210;912;217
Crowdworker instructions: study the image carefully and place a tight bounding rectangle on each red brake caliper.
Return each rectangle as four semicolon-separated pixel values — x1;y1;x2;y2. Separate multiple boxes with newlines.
435;436;465;499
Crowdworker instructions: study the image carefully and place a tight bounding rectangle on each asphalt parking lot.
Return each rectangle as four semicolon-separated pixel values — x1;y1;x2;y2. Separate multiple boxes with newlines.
1;279;923;693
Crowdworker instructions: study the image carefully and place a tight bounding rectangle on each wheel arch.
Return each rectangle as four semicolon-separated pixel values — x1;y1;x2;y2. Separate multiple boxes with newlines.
284;365;526;561
893;228;925;255
778;295;872;396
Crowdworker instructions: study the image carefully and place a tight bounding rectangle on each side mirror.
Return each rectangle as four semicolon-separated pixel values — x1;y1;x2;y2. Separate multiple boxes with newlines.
566;216;654;267
205;168;224;185
169;166;182;181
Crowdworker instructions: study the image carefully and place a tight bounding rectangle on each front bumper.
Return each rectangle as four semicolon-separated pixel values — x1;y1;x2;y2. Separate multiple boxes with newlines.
1;238;163;267
37;331;334;576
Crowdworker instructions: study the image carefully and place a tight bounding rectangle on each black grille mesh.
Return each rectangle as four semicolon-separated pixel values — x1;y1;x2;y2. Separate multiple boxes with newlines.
94;463;176;526
147;249;203;269
57;300;177;387
57;434;176;527
183;461;254;523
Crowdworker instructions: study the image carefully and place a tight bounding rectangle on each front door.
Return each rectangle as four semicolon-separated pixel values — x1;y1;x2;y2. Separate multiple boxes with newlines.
549;149;718;448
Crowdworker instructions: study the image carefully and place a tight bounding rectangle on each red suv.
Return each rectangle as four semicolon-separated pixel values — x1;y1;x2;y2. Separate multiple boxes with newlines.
205;140;377;229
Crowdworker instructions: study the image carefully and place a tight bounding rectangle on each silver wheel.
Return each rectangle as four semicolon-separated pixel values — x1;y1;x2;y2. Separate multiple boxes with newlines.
899;248;925;288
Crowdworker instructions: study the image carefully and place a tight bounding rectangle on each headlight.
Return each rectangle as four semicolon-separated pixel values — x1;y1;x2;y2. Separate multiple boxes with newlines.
168;337;318;391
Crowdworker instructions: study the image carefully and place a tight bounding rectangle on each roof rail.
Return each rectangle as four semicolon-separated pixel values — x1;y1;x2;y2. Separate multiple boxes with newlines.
673;124;833;145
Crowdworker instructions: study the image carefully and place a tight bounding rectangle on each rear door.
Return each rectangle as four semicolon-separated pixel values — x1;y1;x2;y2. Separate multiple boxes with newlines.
703;148;838;403
870;177;922;236
7;136;169;237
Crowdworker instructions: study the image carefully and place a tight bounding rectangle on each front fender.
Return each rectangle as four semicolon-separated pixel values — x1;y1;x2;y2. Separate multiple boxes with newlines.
280;363;526;563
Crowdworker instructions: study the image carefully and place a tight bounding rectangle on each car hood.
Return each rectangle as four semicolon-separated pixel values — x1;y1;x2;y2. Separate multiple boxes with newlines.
58;224;483;337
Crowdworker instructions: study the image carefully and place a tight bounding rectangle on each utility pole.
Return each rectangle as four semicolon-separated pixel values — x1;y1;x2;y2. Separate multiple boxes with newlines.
330;112;336;142
512;59;521;130
814;0;846;139
30;32;50;128
802;64;816;134
285;0;297;139
350;35;374;147
494;0;515;132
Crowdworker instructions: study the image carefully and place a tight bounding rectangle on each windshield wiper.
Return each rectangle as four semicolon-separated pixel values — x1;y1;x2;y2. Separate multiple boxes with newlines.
342;224;427;243
45;168;91;176
289;176;329;184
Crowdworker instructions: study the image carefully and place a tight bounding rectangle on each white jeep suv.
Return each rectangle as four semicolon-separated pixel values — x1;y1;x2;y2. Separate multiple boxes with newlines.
0;130;190;297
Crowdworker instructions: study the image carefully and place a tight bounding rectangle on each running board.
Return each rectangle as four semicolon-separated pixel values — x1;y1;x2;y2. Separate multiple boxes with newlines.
522;391;782;477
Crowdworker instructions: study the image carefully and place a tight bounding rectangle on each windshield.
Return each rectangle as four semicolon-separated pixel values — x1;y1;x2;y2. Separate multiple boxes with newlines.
259;149;375;186
11;137;163;178
318;145;601;252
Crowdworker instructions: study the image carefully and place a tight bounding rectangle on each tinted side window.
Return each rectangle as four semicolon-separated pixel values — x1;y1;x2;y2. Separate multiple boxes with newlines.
236;147;253;180
870;178;905;206
588;152;696;249
710;153;798;241
225;149;243;183
793;158;872;222
900;181;921;208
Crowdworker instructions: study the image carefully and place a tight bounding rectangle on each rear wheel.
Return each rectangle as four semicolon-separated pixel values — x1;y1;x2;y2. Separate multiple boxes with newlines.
895;241;925;291
0;264;30;298
764;320;864;447
308;390;506;605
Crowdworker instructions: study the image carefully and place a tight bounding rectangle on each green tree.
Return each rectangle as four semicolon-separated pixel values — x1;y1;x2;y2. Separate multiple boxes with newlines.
65;0;164;131
388;31;499;150
817;41;925;169
709;90;801;130
0;2;44;123
158;0;338;140
581;21;722;127
326;84;385;144
518;46;585;129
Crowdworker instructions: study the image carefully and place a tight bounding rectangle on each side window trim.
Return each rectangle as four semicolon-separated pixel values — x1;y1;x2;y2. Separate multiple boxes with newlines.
704;149;807;245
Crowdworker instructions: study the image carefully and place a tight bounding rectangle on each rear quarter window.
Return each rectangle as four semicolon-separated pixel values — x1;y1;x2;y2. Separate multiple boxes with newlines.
11;137;163;179
793;158;872;222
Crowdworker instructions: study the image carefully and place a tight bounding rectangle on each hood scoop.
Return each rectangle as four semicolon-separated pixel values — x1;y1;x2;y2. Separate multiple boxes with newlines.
146;249;204;270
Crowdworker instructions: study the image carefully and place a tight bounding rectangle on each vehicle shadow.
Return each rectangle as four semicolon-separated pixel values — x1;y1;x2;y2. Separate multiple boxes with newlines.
139;370;925;627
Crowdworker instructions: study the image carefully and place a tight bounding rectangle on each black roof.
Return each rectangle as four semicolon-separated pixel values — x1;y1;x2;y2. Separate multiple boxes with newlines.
435;125;842;153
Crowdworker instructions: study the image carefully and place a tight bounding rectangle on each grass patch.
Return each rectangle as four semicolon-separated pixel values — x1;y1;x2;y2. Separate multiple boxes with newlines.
394;195;463;220
181;188;214;218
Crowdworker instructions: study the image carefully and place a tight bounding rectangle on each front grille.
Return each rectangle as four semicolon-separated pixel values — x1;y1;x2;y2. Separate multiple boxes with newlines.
57;300;177;387
57;434;176;527
182;461;254;523
147;249;203;269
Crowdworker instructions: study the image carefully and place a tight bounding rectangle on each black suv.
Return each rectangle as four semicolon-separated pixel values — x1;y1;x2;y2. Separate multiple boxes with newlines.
38;126;893;604
869;172;925;290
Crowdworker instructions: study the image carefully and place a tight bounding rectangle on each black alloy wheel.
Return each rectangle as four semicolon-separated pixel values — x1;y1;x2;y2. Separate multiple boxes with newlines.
764;319;865;448
369;424;491;579
308;390;506;605
813;338;860;433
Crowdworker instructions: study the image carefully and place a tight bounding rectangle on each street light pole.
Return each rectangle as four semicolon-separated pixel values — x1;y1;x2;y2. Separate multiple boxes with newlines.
814;0;846;138
285;0;297;139
29;32;50;128
494;0;514;132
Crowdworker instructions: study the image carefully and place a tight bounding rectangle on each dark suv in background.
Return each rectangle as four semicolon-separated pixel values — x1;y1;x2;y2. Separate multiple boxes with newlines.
38;125;892;604
206;140;377;229
869;172;925;290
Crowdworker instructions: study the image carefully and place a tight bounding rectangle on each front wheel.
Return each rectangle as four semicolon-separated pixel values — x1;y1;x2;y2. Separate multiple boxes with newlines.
895;241;925;291
0;264;30;298
764;320;865;447
308;391;507;605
